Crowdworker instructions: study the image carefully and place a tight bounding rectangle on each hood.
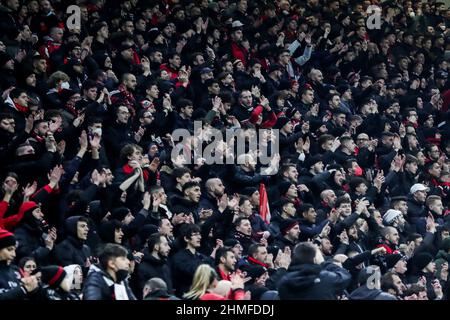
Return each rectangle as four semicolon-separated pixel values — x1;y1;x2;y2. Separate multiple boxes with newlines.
281;264;322;292
435;250;449;261
20;201;41;229
349;285;383;300
99;219;122;244
65;215;84;238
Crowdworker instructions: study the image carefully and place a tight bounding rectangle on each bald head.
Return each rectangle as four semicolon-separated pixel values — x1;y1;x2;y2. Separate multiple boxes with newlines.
205;178;225;198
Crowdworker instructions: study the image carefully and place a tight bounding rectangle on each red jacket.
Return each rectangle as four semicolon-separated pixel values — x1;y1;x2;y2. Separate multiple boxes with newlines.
0;201;38;230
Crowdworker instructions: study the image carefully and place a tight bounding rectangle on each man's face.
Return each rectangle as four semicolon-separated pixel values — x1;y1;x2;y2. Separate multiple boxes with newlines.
333;113;346;126
320;238;333;255
187;232;202;248
181;105;194;118
121;48;134;61
125;75;137;91
430;199;443;215
334;171;345;186
77;221;89;240
117;106;130;124
85;87;98;100
222;251;237;272
34;59;47;73
232;29;243;42
394;259;407;274
286;184;298;199
128;147;143;162
156;236;171;257
392;274;405;295
14;92;29;107
209;83;220;95
348;224;358;239
122;211;134;225
236;219;252;236
325;191;337;206
338;202;352;217
285;167;299;182
239;91;253;107
428;163;442;178
52;28;64;42
111;256;130;273
186;186;201;203
425;261;436;273
114;228;124;243
35;122;49;137
287;224;300;241
414;190;427;203
387;229;400;245
283;203;296;217
239;200;253;217
303;208;317;223
31;207;44;221
159;218;173;237
0;118;15;133
178;173;191;186
169;55;181;68
312;161;324;174
405;162;418;175
254;246;267;263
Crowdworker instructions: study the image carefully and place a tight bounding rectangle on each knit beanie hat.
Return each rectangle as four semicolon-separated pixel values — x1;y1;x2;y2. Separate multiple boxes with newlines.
110;207;130;222
40;266;67;288
278;181;293;196
413;253;434;271
0;228;16;250
280;218;299;235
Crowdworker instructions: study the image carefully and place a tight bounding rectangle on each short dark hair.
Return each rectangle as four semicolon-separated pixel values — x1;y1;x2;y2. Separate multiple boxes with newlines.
214;246;233;266
176;99;193;112
119;144;142;163
335;196;351;208
147;233;163;252
291;242;316;265
179;224;201;246
98;243;128;270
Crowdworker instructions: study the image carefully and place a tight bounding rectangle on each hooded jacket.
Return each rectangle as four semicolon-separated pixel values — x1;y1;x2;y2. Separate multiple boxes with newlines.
52;216;91;267
14;202;51;265
278;261;351;300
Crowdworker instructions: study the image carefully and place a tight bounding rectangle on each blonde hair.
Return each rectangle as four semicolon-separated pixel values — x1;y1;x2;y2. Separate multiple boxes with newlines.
183;264;217;300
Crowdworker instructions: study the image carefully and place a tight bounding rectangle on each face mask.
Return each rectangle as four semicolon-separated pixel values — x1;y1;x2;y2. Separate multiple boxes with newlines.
354;166;363;176
92;128;102;136
115;268;129;283
61;82;70;90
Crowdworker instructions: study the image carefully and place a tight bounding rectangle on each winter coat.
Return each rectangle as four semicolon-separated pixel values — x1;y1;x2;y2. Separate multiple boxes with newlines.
348;285;397;300
52;216;91;267
0;261;27;300
278;261;351;300
170;248;213;297
137;253;173;295
83;266;136;300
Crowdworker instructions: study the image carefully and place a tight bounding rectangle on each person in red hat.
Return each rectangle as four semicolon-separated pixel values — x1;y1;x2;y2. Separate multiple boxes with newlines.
0;228;41;300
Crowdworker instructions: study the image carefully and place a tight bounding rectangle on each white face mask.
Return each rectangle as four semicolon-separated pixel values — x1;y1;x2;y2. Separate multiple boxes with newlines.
61;81;70;90
92;128;102;136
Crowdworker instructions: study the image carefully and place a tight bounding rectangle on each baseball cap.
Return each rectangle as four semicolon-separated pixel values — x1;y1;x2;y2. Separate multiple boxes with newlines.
410;183;430;194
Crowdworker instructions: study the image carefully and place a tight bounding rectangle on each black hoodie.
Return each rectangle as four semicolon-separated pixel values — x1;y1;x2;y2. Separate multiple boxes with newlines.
52;216;91;268
136;252;173;297
278;261;351;300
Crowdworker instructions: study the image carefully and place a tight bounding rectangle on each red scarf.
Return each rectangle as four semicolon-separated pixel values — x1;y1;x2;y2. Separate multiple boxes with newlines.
14;102;28;114
122;164;149;181
247;256;268;268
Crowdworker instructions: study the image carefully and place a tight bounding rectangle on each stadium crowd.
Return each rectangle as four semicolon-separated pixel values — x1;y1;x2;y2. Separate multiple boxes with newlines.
1;0;450;300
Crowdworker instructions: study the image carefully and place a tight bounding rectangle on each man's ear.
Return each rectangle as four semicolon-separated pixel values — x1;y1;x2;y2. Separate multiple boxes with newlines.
107;258;116;271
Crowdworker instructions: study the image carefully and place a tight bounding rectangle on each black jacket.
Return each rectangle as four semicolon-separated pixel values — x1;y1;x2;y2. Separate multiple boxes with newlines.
14;218;51;266
0;262;27;300
348;285;397;300
170;248;213;297
137;253;173;295
52;216;91;267
278;261;351;300
83;266;136;300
